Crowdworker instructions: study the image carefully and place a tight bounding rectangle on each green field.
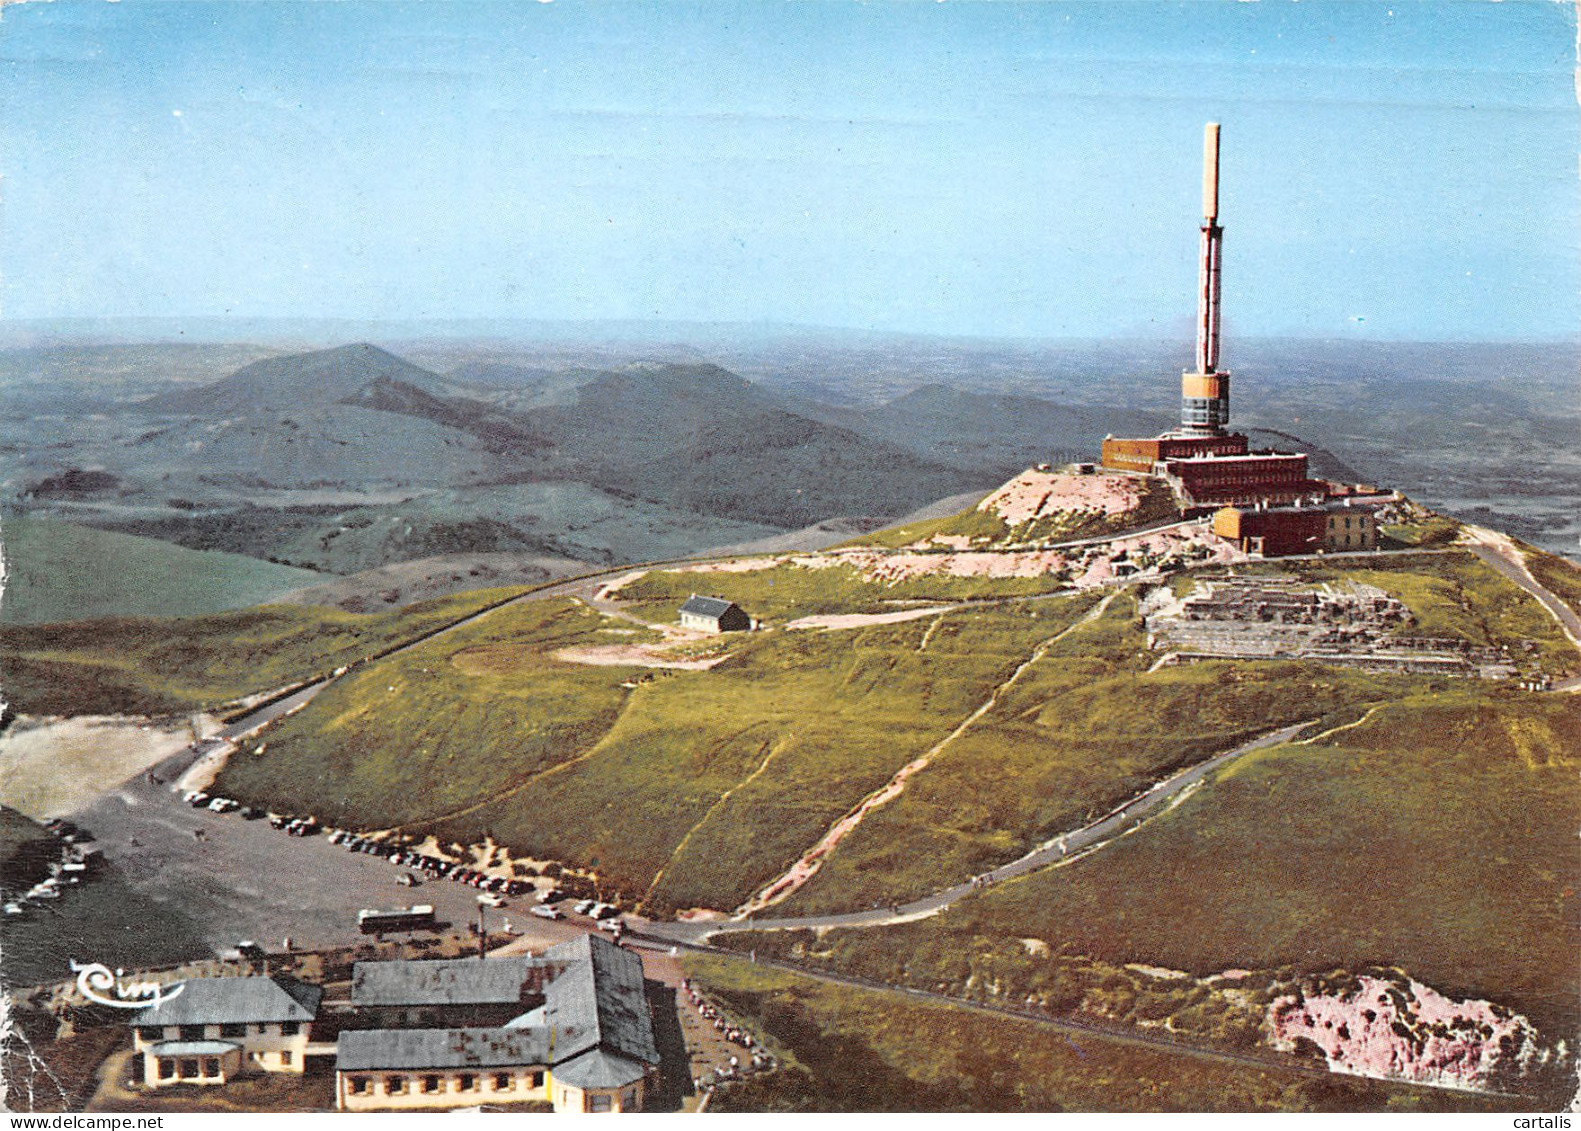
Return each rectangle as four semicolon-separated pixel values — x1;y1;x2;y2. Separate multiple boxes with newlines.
723;688;1581;1044
1379;512;1461;549
615;558;1067;623
0;587;525;717
777;588;1433;913
208;537;1578;923
215;593;1109;912
1522;543;1581;621
0;517;318;624
683;954;1510;1112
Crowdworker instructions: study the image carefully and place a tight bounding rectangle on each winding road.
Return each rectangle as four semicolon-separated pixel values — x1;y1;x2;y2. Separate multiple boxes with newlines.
640;719;1313;945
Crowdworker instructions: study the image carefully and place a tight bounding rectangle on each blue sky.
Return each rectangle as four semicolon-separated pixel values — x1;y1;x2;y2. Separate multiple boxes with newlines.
1;0;1576;340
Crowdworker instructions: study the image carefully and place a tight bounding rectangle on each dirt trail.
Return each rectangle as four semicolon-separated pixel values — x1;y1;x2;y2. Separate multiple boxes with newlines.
393;681;649;835
784;605;959;632
641;734;791;906
733;593;1118;917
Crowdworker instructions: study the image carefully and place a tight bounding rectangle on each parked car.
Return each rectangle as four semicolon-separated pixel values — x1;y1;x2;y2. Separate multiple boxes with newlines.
592;903;619;921
529;904;563;920
239;806;264;820
397;873;421;887
537;888;566;904
187;792;212;808
572;900;595;916
596;917;623;933
477;893;506;908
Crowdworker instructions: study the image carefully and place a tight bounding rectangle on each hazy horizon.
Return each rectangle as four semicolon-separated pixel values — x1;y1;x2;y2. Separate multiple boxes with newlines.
3;1;1576;343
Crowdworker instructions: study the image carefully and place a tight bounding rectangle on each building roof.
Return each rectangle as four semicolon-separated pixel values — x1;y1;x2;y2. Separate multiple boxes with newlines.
130;976;321;1027
351;955;531;1008
538;934;659;1068
336;1028;550;1072
148;1040;241;1057
551;1048;647;1091
679;595;738;620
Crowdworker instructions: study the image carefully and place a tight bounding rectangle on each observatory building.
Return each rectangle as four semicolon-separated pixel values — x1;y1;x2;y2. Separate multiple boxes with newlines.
1101;125;1330;511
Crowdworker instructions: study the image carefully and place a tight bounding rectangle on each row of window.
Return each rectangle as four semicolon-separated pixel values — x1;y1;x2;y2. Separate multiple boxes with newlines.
1181;397;1229;422
155;1057;224;1080
346;1070;545;1097
140;1022;300;1041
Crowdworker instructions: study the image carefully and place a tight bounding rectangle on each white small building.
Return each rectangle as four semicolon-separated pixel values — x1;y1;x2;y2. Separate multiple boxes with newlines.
130;975;322;1087
679;594;751;634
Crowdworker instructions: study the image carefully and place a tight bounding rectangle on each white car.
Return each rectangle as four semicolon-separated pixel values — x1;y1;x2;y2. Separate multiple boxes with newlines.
529;904;563;920
572;899;595;916
596;917;623;933
477;893;506;908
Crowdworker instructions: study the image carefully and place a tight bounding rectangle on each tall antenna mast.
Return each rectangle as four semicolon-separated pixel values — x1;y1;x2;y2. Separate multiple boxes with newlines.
1182;123;1230;435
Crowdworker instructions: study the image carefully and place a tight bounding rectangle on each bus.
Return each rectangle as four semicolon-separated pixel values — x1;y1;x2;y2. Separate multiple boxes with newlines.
357;905;437;934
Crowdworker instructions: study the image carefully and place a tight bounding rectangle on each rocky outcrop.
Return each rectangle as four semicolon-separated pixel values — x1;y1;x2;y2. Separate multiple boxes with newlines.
1268;968;1566;1093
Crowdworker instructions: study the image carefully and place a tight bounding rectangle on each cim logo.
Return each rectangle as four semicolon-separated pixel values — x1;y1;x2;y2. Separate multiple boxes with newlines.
69;960;185;1010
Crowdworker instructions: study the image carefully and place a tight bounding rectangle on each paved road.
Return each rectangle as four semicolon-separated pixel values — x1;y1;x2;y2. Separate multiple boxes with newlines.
213;560;684;736
1457;526;1581;691
649;937;1539;1106
641;720;1314;944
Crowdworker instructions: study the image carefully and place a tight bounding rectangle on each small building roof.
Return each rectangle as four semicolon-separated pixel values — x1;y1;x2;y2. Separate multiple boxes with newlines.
551;1048;647;1091
336;1028;550;1072
679;595;739;620
351;955;531;1008
147;1040;241;1057
130;976;321;1027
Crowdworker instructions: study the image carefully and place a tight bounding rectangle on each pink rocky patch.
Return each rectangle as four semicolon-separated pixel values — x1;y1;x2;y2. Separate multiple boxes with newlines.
1268;971;1561;1092
978;469;1142;526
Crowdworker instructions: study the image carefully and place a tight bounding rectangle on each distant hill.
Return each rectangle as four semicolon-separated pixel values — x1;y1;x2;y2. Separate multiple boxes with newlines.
142;342;460;414
23;337;1537;595
828;384;1167;478
0;517;318;624
599;405;979;529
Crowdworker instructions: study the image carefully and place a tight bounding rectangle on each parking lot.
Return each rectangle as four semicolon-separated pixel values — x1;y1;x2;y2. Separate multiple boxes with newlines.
10;744;603;985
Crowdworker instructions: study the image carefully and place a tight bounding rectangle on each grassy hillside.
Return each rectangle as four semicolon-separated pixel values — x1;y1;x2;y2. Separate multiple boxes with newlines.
777;595;1433;914
685;954;1507;1113
729;688;1580;1041
0;517;319;624
0;587;522;717
614;558;1067;623
209;537;1577;921
214;592;1107;911
1522;543;1581;621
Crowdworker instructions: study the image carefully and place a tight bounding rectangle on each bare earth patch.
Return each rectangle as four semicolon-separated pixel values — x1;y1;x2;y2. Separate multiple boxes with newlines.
978;468;1143;525
785;606;959;631
552;643;731;671
0;714;212;817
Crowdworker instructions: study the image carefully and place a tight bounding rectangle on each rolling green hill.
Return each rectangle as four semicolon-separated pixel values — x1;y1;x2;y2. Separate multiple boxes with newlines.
0;517;319;624
0;586;523;716
729;689;1581;1044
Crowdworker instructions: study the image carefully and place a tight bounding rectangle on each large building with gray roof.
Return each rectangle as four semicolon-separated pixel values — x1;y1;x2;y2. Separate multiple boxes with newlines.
336;934;661;1113
351;954;538;1027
